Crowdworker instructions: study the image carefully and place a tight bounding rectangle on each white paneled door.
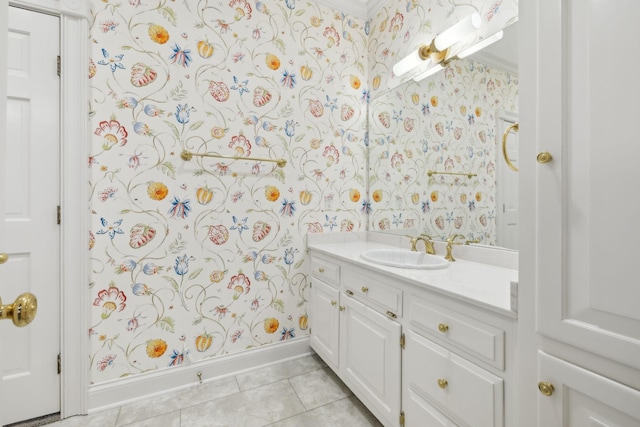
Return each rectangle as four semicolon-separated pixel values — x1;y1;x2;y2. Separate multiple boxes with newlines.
2;7;60;425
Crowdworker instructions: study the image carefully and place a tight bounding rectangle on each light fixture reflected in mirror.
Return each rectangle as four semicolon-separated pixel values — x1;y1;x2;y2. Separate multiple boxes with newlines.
393;13;481;77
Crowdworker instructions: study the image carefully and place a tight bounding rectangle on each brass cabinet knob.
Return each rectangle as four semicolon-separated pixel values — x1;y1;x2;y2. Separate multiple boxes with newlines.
386;311;398;319
438;323;449;333
361;286;369;293
330;300;337;306
538;381;555;396
318;268;325;273
345;290;354;296
437;379;448;389
339;306;345;312
0;293;38;327
536;152;553;164
0;253;8;264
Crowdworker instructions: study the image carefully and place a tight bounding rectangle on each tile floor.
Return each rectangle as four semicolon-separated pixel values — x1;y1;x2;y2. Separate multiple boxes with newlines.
46;353;383;427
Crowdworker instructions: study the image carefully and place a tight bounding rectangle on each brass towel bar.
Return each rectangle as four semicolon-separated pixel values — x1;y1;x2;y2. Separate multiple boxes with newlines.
427;170;477;179
180;150;287;168
501;122;519;172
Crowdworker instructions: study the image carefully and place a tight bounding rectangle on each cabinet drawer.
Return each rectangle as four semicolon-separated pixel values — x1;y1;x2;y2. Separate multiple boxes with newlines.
342;267;402;318
405;330;503;427
310;254;340;286
407;296;505;369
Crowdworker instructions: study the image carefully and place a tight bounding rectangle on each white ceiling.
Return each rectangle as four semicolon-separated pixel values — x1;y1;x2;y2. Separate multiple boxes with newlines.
312;0;386;19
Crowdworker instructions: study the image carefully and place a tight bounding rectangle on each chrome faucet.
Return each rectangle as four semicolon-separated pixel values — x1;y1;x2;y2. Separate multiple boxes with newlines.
408;234;436;255
445;234;465;261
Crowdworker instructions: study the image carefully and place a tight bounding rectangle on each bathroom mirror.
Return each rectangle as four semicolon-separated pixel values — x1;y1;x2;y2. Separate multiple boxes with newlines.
367;22;519;250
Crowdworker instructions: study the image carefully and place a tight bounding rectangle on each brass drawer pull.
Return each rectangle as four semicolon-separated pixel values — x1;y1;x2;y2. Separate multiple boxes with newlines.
538;381;554;396
437;379;448;389
361;286;369;293
438;323;449;333
318;267;325;273
339;306;345;312
386;311;397;319
345;290;354;296
330;300;337;306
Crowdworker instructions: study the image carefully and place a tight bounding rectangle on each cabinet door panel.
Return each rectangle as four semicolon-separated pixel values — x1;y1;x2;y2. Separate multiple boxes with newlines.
404;387;459;427
535;0;640;369
404;330;503;427
538;352;640;426
341;296;401;427
309;279;340;369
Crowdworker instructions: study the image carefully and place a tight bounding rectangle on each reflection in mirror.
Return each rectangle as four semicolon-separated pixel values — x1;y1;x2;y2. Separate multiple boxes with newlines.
367;22;519;250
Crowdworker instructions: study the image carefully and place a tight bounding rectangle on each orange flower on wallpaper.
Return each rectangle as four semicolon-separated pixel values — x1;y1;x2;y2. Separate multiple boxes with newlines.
148;24;170;44
372;189;383;203
265;186;280;201
265;53;280;70
349;75;361;90
146;339;168;358
147;182;168;201
264;317;279;334
349;189;360;202
430;191;439;202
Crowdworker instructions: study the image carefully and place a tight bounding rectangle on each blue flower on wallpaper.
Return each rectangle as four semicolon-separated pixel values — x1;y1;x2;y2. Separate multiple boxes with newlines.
262;121;276;131
144;105;162;117
175;104;193;124
285;0;295;10
254;270;268;281
174;254;190;276
468;200;476;211
143;263;159;275
363;131;369;147
284;120;297;137
281;70;296;89
133;122;151;136
392;213;403;227
392;109;403;123
283;247;298;265
467;114;475;125
324;214;337;231
421;103;430;116
168;348;189;367
445;121;453;132
364;19;370;35
422;200;430;213
360;200;372;215
97;49;125;72
168;197;191;219
96;218;124;239
361;89;370;104
169;44;192;67
446;212;454;224
231;76;249;96
324;95;338;112
280;327;295;341
131;283;151;296
280;199;296;217
261;254;276;264
230;216;249;235
421;139;429;153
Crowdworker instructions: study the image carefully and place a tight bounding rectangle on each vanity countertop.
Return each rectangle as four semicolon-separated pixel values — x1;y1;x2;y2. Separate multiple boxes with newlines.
307;232;518;318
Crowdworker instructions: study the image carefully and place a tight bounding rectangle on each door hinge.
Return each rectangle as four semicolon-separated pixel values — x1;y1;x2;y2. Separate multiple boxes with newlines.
57;353;61;374
57;55;61;77
400;411;405;427
400;333;405;350
57;205;61;225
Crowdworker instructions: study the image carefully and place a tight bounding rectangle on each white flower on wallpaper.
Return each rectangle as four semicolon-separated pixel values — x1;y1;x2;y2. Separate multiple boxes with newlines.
88;0;367;384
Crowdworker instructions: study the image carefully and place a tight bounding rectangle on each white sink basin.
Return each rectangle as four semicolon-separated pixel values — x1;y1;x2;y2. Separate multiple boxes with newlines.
360;249;450;270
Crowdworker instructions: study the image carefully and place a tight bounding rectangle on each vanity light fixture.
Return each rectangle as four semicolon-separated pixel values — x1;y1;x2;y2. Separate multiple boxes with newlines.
392;13;481;77
456;30;504;59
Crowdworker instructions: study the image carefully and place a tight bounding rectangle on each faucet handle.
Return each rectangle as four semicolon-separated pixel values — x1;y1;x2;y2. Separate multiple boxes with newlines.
406;235;418;251
465;239;480;245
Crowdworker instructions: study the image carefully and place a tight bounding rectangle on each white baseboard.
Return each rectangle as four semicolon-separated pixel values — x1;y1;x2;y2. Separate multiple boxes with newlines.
88;337;311;413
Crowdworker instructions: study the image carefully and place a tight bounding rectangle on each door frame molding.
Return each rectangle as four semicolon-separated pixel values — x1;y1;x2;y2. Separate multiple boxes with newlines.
8;0;90;418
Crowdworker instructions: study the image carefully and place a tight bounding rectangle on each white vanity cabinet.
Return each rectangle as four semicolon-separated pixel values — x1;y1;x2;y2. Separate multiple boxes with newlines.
309;252;401;427
308;248;516;427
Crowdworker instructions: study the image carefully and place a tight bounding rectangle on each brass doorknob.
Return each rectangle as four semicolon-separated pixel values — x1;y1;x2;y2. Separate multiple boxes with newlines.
0;293;38;327
536;152;553;164
538;381;555;396
0;253;8;264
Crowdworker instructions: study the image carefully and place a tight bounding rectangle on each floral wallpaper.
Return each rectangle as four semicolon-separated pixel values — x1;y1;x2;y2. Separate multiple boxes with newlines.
88;0;368;384
366;0;518;243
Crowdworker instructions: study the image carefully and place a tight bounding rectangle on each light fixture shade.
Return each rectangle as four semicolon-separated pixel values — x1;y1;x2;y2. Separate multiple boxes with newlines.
392;48;424;77
413;64;444;82
457;30;503;59
433;13;481;51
